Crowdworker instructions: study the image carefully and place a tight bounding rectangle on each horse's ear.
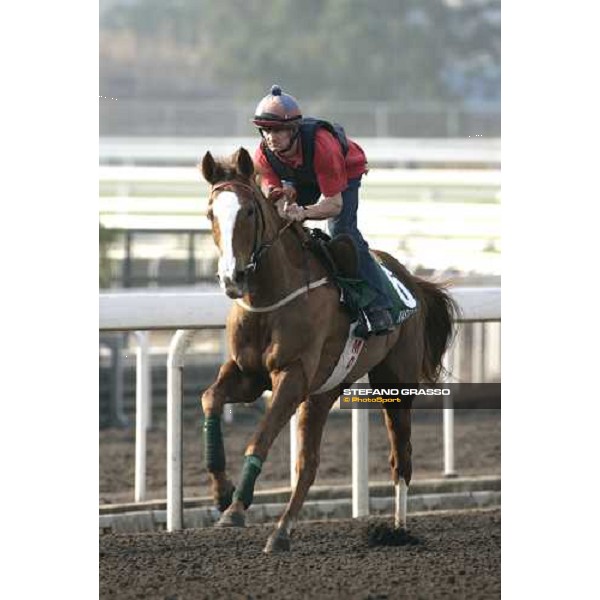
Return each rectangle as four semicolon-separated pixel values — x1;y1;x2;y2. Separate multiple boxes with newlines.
201;151;219;184
234;147;255;179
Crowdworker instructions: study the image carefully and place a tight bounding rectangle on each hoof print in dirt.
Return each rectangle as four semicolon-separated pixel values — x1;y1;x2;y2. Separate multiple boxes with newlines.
366;523;421;547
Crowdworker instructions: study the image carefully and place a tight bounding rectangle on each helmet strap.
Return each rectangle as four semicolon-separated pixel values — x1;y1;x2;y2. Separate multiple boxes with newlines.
280;126;300;153
258;124;300;155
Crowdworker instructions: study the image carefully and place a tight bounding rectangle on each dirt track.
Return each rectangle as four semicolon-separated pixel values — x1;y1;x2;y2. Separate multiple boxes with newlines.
100;409;500;504
100;508;500;599
100;409;500;598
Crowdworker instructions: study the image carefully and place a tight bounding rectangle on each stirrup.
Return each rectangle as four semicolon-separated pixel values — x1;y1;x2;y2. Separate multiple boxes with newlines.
366;308;395;336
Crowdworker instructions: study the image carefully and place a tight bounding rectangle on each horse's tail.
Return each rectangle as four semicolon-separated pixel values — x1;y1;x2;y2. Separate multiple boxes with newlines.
416;278;458;383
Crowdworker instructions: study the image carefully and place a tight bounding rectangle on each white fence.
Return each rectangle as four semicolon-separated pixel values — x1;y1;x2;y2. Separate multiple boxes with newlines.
99;163;501;280
100;98;500;138
99;287;500;530
100;137;500;168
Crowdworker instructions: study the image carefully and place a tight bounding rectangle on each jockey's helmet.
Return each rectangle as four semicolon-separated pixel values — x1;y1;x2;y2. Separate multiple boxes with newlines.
252;85;302;128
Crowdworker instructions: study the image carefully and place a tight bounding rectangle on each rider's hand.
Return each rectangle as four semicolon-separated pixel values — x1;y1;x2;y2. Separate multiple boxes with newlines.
280;183;297;203
275;197;287;219
283;202;306;222
267;186;285;202
267;185;297;204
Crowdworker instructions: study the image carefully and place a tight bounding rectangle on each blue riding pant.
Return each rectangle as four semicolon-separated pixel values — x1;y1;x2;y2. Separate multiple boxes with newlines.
327;177;392;311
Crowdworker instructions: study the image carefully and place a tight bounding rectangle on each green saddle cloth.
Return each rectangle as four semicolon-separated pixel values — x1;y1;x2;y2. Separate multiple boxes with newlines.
335;261;418;326
336;276;377;310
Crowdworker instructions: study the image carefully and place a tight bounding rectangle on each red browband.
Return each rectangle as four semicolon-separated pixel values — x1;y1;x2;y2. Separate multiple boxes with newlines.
210;181;256;197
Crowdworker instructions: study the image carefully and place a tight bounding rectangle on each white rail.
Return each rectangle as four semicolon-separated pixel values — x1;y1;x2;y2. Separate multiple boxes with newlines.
100;137;500;167
99;287;500;331
99;286;500;529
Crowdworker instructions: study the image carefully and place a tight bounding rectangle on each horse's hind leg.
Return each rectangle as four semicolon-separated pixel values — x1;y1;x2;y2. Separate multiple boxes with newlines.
382;405;412;530
201;359;268;512
264;390;338;553
369;355;419;531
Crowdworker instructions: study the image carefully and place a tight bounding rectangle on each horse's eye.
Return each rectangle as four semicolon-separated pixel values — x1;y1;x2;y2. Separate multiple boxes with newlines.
246;207;255;217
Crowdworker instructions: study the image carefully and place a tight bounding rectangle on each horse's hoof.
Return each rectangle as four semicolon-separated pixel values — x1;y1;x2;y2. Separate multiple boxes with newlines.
215;483;236;513
214;510;245;528
263;530;291;554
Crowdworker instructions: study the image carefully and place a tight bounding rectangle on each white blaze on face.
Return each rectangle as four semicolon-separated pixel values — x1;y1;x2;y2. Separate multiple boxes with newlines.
212;191;241;286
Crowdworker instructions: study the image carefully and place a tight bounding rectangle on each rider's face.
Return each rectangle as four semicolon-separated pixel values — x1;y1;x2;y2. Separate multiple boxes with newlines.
261;126;295;154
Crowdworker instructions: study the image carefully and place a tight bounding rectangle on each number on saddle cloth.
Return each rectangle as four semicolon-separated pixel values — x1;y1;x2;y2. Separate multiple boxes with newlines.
372;257;419;325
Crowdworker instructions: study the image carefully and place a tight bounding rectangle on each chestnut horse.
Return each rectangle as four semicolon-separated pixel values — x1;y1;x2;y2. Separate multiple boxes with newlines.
199;147;455;553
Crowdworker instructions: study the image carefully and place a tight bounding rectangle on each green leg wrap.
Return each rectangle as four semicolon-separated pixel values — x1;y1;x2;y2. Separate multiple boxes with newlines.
233;455;263;508
203;415;226;472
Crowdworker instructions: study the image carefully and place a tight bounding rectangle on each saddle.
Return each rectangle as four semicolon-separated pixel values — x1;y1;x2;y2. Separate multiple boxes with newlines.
303;229;376;332
305;229;357;278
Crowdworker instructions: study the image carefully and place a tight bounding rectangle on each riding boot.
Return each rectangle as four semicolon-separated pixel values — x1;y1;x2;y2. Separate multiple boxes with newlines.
354;249;394;335
328;176;394;337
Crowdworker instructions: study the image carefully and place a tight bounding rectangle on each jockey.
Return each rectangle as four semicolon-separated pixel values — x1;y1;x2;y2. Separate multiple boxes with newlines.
252;84;394;336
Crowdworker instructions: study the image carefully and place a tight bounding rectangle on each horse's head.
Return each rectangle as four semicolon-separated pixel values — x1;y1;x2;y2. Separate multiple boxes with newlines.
201;147;266;298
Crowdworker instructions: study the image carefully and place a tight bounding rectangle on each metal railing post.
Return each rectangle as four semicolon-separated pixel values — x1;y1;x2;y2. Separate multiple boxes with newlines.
352;408;369;517
166;329;195;531
134;331;151;502
443;327;461;478
110;333;128;427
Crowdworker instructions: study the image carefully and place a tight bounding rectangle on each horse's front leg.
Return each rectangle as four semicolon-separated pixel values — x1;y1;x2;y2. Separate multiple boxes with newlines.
263;390;339;553
216;363;306;528
201;359;267;512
